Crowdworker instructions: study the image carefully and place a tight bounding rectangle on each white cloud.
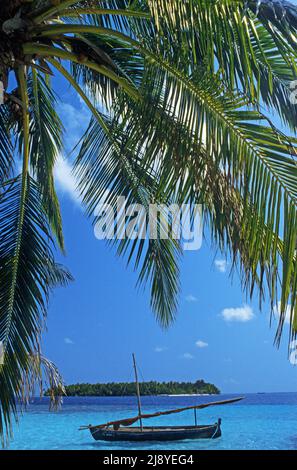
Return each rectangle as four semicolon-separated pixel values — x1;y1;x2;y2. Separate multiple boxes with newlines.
273;302;292;325
221;305;254;323
185;294;198;303
64;337;74;345
54;155;82;206
54;155;110;209
154;346;167;353
214;259;227;273
195;340;208;348
53;100;92;207
181;352;194;360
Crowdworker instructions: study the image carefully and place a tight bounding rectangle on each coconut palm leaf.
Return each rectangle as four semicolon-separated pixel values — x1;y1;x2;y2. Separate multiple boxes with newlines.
145;0;297;128
248;0;297;40
249;21;297;130
0;174;72;444
2;1;296;334
30;1;148;106
75;112;181;326
34;3;297;332
102;68;297;337
59;0;150;33
62;1;149;101
21;352;66;411
0;106;13;185
27;69;64;250
68;33;144;105
49;58;180;325
30;8;297;130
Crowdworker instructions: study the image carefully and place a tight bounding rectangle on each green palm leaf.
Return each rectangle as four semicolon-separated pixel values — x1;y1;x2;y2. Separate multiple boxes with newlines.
75;113;181;326
27;69;64;250
22;352;66;411
0;175;72;444
146;0;297;128
248;0;297;42
0;106;13;185
104;73;297;338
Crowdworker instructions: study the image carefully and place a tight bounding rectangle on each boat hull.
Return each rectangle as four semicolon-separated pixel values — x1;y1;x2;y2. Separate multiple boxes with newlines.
89;421;222;442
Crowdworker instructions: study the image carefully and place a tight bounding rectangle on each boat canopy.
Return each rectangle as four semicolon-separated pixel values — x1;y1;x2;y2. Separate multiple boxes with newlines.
79;396;244;430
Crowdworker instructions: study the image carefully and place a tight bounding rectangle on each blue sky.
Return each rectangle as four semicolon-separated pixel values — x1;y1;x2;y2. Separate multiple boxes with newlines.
42;73;297;394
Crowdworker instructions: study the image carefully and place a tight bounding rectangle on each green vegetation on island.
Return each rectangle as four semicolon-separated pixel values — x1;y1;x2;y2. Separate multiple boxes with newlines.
62;380;220;397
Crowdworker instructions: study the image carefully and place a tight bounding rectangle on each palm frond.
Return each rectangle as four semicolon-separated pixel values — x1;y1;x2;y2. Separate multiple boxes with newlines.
75;113;181;326
30;19;145;107
104;70;297;339
249;20;297;130
0;175;71;445
27;69;64;250
68;33;144;106
248;0;297;43
21;352;66;411
60;0;150;31
0;105;13;185
145;0;297;128
58;0;150;100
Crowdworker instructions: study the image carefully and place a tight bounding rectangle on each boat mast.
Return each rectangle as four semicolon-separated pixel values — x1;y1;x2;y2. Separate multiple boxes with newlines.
132;353;143;431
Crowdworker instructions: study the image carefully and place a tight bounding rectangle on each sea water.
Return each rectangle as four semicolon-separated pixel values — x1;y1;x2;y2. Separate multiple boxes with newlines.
5;393;297;450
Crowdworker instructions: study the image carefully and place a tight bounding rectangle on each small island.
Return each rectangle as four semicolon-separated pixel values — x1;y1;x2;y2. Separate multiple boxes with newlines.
62;379;220;396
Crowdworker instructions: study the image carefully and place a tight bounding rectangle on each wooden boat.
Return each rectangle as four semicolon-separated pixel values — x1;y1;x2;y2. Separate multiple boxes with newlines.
89;422;222;442
80;354;243;442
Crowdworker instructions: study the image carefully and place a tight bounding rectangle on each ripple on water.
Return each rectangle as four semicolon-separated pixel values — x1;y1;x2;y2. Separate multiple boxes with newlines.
6;393;297;450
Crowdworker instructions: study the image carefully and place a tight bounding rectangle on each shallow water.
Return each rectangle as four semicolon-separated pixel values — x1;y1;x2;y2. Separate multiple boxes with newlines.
6;393;297;450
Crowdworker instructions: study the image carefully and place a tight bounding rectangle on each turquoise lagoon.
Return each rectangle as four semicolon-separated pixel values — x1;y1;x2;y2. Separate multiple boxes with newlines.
6;393;297;450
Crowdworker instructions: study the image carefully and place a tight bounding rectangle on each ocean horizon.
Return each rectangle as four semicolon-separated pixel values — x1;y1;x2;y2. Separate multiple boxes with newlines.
5;392;297;450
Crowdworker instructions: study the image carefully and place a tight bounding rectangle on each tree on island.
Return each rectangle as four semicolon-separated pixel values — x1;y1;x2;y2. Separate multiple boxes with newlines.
1;0;297;444
55;379;220;397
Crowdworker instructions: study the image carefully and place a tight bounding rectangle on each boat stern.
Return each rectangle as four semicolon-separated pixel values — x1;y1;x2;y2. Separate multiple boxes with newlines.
213;418;222;438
